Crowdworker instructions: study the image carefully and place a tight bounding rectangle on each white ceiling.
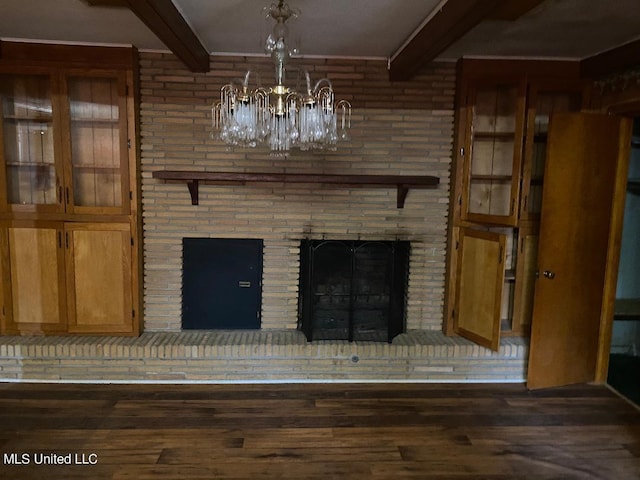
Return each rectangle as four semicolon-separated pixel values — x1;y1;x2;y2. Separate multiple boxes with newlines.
1;0;639;62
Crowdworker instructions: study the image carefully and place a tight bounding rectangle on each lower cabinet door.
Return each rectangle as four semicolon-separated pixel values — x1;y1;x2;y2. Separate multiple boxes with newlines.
454;228;506;351
65;222;134;334
1;222;67;334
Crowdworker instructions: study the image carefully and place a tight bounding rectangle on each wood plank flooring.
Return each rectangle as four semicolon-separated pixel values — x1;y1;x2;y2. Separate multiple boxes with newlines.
0;382;638;479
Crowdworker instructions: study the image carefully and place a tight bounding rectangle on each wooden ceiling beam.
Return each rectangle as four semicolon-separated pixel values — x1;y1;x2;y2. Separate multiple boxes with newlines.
87;0;210;72
389;0;546;81
489;0;546;20
125;0;209;72
581;38;640;79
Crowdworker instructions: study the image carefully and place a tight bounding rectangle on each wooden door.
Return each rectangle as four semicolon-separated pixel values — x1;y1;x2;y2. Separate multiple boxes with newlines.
527;112;632;389
65;222;134;334
519;80;586;222
455;228;506;351
0;222;66;333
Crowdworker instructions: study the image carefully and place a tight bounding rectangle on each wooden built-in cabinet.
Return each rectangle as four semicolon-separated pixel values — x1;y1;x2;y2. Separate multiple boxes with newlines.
0;42;140;336
446;59;590;349
462;78;526;226
0;70;130;214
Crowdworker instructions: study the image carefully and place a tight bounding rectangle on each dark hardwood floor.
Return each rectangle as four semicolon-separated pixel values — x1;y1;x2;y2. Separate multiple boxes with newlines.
0;382;638;479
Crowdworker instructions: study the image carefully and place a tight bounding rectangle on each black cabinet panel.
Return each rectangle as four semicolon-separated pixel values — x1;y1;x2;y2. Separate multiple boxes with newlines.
183;238;263;330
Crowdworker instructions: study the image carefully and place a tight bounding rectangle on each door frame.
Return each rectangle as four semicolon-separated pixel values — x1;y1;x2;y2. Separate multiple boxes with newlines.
594;100;640;383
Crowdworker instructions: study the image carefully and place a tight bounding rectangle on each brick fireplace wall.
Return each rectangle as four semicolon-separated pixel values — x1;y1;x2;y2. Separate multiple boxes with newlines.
0;53;529;383
141;53;455;333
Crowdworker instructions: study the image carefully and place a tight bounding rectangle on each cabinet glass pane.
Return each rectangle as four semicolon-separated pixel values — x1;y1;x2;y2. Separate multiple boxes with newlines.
0;74;56;205
468;85;518;219
469;137;514;217
471;138;514;176
474;86;517;133
533;92;581;135
68;77;122;208
468;180;511;216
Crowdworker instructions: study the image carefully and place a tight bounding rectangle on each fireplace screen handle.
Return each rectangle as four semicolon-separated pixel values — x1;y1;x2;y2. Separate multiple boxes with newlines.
238;281;252;288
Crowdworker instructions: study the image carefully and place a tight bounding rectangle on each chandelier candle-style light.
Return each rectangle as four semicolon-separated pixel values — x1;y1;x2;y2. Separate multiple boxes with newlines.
212;0;351;155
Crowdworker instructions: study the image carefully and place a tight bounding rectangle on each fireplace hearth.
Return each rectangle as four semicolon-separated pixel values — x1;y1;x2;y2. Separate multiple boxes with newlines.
298;240;410;342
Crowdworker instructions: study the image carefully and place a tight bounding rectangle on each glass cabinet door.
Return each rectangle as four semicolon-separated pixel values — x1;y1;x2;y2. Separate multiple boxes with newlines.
463;81;526;226
65;74;129;213
0;73;60;211
521;83;583;221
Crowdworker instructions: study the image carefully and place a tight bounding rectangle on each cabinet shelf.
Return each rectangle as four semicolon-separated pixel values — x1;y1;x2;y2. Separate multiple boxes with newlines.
152;170;440;208
70;117;119;124
473;131;516;139
72;165;120;172
524;133;549;142
2;114;53;122
470;175;513;182
6;161;54;168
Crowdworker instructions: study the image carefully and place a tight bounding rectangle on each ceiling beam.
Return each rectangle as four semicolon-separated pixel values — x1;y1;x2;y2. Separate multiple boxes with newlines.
490;0;546;20
389;0;546;81
581;38;640;79
125;0;209;72
87;0;210;72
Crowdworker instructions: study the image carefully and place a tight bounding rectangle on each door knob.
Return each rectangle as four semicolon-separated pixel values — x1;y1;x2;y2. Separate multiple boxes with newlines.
543;270;555;279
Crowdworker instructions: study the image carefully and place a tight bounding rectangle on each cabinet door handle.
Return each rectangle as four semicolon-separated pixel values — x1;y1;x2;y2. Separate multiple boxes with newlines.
543;270;555;279
65;232;69;249
65;187;70;204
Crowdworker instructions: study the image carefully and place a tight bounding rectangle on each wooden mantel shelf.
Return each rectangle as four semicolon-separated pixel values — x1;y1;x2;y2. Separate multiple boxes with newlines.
151;170;440;208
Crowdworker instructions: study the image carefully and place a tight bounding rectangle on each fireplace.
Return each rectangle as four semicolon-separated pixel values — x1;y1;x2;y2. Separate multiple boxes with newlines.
298;240;410;342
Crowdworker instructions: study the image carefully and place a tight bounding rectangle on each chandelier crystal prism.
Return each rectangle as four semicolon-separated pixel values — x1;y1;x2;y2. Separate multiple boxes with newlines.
212;0;351;155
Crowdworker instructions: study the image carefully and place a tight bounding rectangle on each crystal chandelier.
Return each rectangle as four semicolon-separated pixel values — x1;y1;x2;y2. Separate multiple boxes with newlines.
212;0;351;155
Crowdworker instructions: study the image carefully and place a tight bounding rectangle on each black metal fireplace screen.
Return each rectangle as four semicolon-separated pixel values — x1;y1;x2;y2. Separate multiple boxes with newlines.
298;240;410;342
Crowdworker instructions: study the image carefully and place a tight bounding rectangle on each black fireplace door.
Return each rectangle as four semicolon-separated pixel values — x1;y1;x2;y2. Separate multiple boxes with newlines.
183;238;263;330
299;240;409;342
